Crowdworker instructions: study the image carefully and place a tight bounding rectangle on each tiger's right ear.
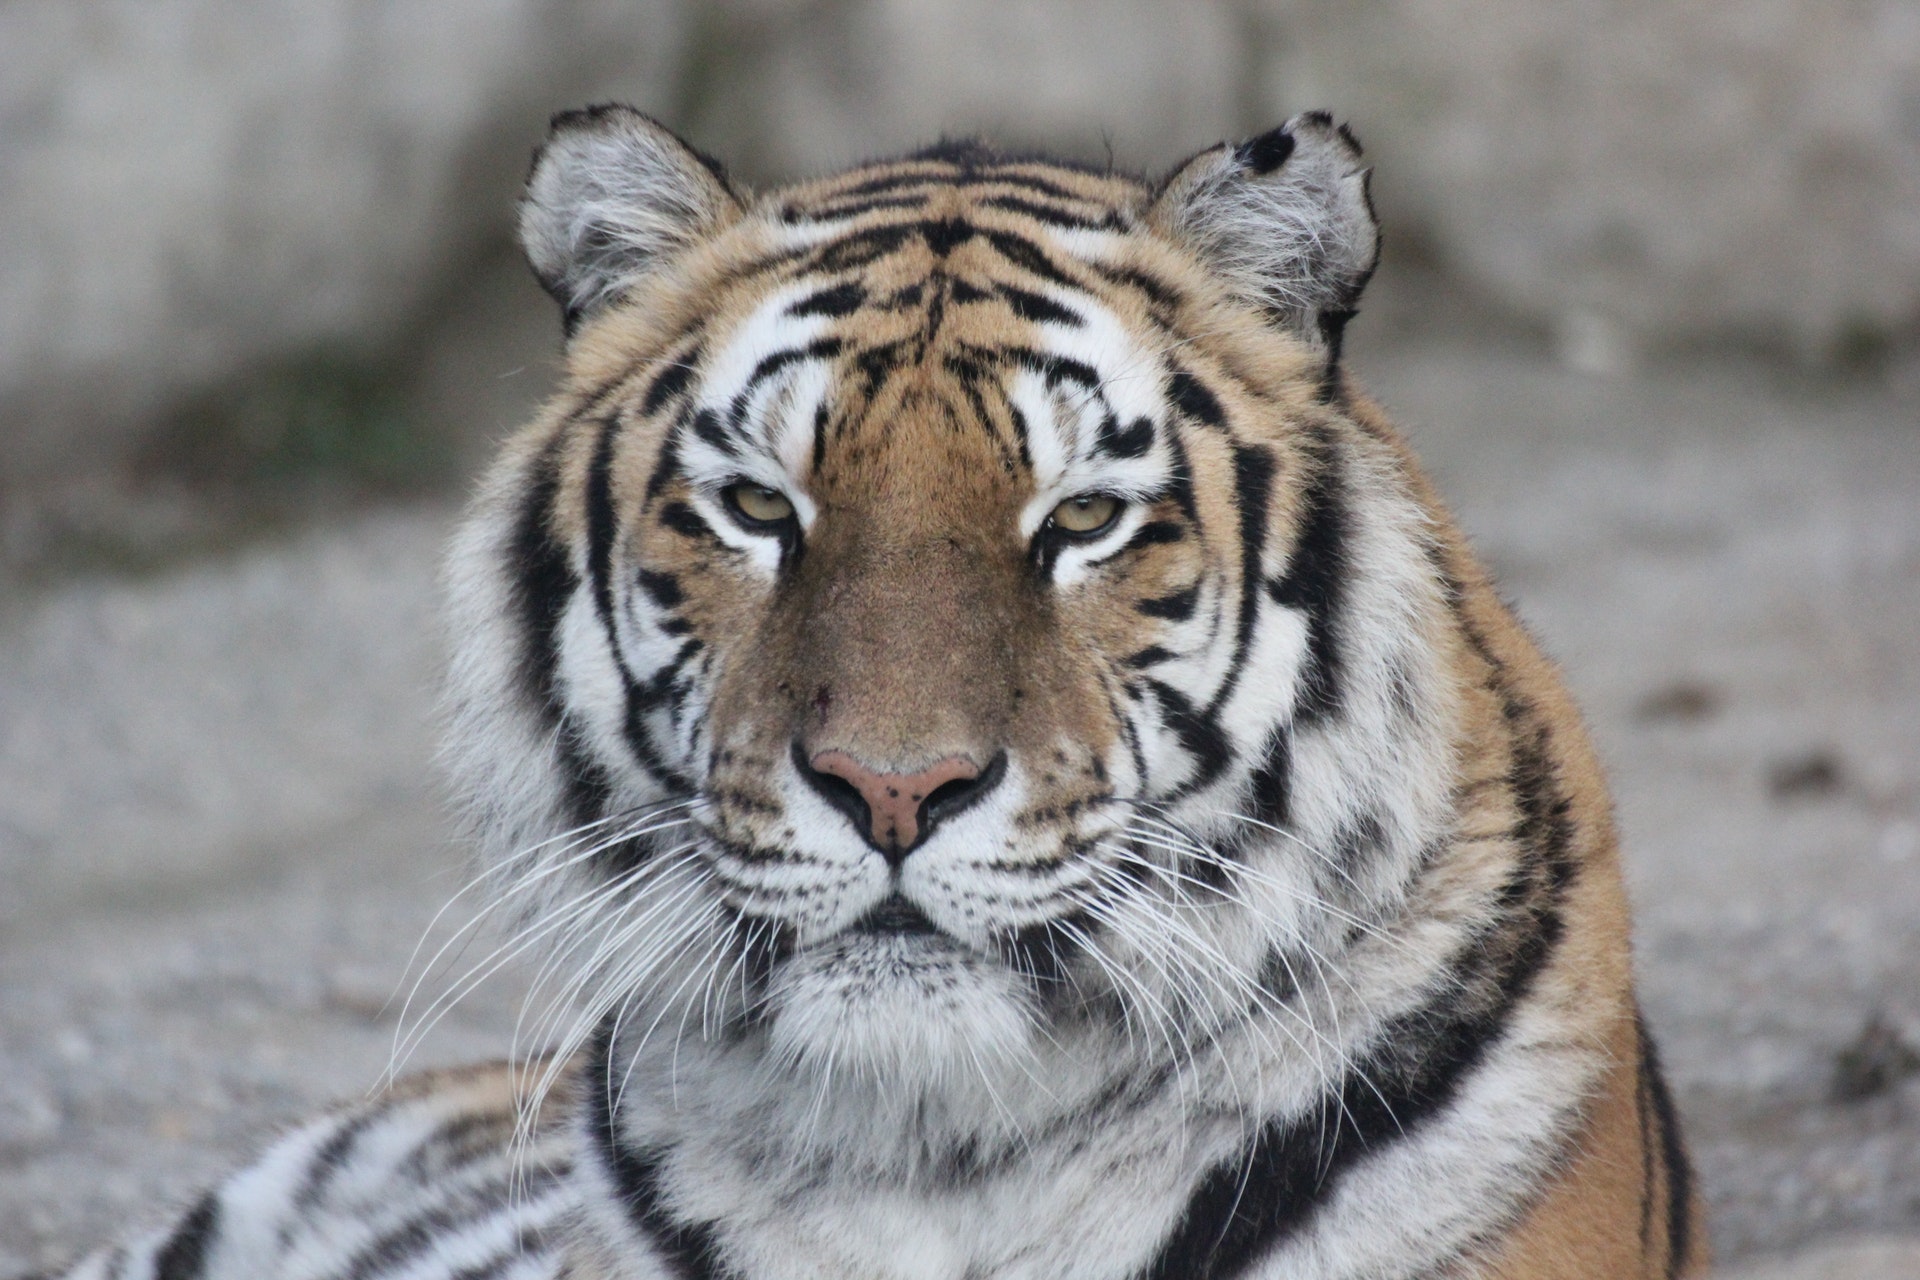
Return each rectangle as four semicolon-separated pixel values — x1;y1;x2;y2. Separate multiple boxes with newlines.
1149;112;1379;372
519;105;742;333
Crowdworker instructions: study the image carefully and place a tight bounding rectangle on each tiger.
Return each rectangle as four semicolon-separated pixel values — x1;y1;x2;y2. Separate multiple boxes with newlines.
50;105;1706;1280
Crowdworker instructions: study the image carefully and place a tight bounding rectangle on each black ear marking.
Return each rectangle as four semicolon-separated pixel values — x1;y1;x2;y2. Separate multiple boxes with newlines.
1238;128;1295;176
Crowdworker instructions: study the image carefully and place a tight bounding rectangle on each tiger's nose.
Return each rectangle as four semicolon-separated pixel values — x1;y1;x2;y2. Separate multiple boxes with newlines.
797;747;1004;864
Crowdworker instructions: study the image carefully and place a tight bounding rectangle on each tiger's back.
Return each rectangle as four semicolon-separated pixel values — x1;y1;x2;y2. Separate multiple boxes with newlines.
53;108;1704;1280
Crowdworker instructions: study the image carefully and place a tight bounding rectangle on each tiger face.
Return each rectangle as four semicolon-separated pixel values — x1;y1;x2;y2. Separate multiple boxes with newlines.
449;107;1448;1105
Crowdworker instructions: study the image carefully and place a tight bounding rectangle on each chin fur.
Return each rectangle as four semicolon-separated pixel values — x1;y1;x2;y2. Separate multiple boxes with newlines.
762;933;1040;1090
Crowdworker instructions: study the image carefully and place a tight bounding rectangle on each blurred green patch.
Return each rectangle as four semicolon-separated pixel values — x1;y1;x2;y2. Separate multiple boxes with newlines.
149;352;454;494
3;353;461;596
1829;314;1897;377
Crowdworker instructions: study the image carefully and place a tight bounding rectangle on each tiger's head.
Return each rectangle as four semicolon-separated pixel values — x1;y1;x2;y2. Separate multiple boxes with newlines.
446;107;1456;1124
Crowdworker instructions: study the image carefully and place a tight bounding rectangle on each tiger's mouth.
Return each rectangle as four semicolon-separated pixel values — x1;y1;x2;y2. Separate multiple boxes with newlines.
852;893;944;937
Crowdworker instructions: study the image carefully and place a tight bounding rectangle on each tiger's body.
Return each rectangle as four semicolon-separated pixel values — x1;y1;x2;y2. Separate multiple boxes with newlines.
53;108;1704;1280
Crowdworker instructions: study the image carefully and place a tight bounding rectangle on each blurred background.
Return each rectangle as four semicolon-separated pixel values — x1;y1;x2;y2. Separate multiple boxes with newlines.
1;2;1917;1276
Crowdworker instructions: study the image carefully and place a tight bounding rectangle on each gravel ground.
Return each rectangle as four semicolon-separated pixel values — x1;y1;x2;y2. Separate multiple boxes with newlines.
2;337;1916;1276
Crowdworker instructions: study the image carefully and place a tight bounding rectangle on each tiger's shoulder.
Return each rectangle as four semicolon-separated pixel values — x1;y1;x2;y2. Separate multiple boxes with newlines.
51;1060;579;1280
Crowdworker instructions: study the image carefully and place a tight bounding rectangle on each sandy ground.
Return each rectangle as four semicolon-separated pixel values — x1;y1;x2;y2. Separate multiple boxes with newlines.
2;336;1917;1276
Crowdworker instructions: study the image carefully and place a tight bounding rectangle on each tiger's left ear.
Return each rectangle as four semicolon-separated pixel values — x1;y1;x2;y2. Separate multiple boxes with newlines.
1150;112;1380;370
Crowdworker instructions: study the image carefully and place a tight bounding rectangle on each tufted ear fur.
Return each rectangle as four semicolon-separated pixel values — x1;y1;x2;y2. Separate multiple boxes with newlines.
1150;112;1379;367
519;104;742;332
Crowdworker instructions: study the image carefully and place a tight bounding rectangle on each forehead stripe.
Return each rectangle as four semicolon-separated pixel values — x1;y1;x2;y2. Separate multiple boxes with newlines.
1167;367;1227;428
997;284;1083;328
641;348;701;416
982;229;1082;290
980;193;1125;232
787;282;867;318
809;223;917;273
690;408;734;456
1000;345;1101;392
782;192;928;224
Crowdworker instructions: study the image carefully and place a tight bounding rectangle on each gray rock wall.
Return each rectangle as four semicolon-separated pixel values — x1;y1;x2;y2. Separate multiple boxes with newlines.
0;0;690;485
3;0;1915;489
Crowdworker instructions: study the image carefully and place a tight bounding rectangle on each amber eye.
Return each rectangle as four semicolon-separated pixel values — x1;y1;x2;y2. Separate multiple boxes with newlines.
1048;493;1123;538
721;482;795;527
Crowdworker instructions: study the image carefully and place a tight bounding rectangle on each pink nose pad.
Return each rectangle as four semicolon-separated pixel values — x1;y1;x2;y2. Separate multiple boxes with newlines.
808;751;982;852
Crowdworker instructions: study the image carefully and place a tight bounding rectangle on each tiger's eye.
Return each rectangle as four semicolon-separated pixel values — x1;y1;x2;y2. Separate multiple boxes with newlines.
723;483;795;526
1049;494;1122;537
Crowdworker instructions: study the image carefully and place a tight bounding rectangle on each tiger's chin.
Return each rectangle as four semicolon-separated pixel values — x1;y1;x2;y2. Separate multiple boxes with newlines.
760;926;1040;1092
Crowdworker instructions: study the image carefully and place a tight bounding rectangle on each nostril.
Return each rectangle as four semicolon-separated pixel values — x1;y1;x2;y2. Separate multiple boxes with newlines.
792;740;873;838
920;751;1007;830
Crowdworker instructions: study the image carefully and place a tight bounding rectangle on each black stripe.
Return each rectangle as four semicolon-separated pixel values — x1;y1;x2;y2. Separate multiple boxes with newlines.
153;1192;219;1280
1097;414;1155;459
1167;367;1225;428
336;1165;569;1280
1245;726;1291;830
1126;645;1178;669
1137;585;1199;621
689;407;734;456
999;344;1101;391
812;168;951;200
584;418;623;651
944;355;1021;475
1267;436;1348;725
1142;605;1580;1278
508;436;612;822
1145;678;1232;795
290;1107;385;1215
1140;877;1569;1277
587;417;691;796
644;426;684;503
980;193;1124;230
1006;403;1034;470
809;222;917;273
783;192;929;222
1639;1013;1695;1276
787;281;867;317
1099;673;1151;790
854;340;909;398
982;229;1084;291
1131;520;1186;547
997;283;1083;327
1205;445;1275;714
447;1224;556;1280
921;217;975;256
589;1022;735;1279
816;164;1106;205
508;439;573;728
660;501;712;539
976;169;1104;201
1092;261;1182;311
641;351;700;416
743;338;845;401
1164;427;1200;523
635;570;683;610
